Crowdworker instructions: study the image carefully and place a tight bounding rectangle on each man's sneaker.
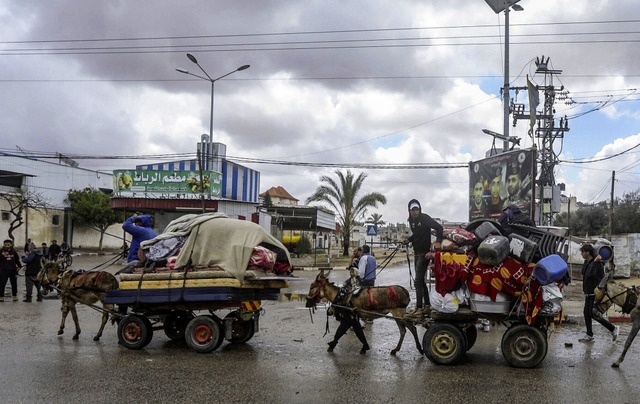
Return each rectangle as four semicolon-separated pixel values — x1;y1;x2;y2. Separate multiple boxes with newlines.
579;334;595;343
612;325;620;342
405;308;423;319
12;296;18;302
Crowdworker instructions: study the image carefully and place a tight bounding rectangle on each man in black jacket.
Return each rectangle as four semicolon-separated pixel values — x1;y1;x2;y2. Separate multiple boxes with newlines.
578;244;619;342
22;243;43;302
403;199;443;318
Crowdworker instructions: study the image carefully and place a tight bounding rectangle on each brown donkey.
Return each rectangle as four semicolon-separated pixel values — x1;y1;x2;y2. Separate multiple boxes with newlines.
38;262;119;341
595;281;640;368
306;269;423;355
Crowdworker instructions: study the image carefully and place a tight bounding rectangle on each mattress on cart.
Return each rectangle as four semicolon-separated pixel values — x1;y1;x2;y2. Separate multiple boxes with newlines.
118;278;289;290
104;287;281;305
118;270;290;290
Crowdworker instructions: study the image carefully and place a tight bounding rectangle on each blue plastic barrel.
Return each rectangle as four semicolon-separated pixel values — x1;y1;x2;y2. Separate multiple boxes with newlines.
595;245;613;261
533;254;568;285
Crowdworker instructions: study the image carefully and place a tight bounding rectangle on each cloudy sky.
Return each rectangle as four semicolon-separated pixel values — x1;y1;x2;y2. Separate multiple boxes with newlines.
2;0;640;225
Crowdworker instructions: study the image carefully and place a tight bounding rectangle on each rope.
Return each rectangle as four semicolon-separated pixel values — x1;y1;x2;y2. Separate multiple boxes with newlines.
374;245;402;277
46;281;125;320
406;246;415;290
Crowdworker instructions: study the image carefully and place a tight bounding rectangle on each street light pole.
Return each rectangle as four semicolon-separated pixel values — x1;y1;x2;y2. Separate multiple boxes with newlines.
485;0;523;153
176;54;250;170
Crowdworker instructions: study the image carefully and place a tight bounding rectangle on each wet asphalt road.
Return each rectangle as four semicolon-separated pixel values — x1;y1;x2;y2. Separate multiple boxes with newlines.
1;255;639;403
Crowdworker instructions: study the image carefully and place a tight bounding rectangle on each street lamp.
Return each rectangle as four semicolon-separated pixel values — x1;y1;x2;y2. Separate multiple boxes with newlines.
176;53;250;170
485;0;523;153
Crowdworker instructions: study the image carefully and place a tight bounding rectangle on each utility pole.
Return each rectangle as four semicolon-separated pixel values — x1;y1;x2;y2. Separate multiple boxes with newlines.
609;170;615;240
512;55;569;226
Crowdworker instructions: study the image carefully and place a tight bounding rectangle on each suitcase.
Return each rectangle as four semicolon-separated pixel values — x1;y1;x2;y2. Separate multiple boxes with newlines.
508;233;538;263
477;235;510;266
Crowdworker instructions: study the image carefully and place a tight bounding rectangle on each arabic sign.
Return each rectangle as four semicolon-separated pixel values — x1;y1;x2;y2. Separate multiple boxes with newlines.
113;169;222;198
468;149;534;221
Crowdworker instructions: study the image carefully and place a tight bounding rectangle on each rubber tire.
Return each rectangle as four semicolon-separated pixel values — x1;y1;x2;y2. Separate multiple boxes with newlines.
224;311;256;344
422;323;467;365
163;311;195;341
185;315;224;353
463;324;478;351
117;315;153;350
501;324;548;368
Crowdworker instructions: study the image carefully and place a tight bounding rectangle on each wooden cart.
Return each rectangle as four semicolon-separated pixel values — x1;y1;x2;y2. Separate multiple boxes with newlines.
104;273;290;353
420;302;555;368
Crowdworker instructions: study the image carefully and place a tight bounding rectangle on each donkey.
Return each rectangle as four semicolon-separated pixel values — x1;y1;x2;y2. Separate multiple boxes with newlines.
595;280;640;368
38;262;119;341
306;269;423;355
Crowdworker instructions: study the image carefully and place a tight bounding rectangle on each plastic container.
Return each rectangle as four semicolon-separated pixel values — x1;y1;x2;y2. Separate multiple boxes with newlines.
469;293;514;313
508;233;538;263
477;235;510;266
533;254;568;285
594;245;613;261
474;221;502;240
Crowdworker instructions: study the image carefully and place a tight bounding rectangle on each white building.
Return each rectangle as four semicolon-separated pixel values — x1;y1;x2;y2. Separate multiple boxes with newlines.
0;152;113;249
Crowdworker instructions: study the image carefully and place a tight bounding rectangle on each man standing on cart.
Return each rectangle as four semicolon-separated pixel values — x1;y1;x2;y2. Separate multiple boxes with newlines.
403;199;442;319
118;214;157;274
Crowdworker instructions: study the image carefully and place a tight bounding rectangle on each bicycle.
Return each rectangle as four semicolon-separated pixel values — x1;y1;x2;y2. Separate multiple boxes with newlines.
58;251;73;269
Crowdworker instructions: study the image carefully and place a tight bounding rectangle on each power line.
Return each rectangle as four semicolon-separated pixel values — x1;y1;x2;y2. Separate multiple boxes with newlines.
3;18;640;45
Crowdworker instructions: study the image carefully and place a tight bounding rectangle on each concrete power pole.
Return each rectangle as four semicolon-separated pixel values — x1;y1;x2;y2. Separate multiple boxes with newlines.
512;56;569;226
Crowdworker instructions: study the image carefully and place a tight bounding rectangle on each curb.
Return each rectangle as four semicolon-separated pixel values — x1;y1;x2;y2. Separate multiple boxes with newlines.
565;314;631;325
72;252;122;257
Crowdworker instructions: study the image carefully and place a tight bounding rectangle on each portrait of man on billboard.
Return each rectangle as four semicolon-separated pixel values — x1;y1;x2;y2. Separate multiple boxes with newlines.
469;175;487;220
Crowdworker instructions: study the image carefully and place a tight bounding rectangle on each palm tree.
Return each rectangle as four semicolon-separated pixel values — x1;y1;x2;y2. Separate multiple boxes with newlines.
306;170;386;256
366;213;386;227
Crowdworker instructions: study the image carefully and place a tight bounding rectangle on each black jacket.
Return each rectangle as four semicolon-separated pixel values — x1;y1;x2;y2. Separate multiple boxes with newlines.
581;258;604;294
23;251;43;276
407;199;443;254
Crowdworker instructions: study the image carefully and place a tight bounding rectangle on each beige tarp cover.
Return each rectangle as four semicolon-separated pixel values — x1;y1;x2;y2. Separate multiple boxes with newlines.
141;213;291;281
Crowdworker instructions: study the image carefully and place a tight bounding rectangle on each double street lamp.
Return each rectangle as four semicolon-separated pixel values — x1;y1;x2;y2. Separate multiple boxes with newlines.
176;53;250;170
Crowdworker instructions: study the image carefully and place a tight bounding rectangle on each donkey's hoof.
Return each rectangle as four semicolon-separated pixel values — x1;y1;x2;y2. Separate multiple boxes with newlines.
57;330;64;335
390;349;398;356
72;335;79;340
612;362;620;368
93;336;100;342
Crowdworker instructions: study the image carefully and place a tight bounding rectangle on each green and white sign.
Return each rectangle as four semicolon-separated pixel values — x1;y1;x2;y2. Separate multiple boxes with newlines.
113;169;222;198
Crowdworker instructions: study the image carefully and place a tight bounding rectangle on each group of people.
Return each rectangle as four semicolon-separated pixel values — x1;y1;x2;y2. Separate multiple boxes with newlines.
22;238;70;261
0;239;56;302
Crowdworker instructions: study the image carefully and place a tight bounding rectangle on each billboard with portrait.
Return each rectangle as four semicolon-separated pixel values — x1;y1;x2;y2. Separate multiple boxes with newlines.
468;149;534;221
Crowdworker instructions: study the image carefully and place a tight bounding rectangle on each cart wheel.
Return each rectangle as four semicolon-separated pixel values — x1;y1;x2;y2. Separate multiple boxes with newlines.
463;324;478;351
422;323;467;365
163;311;195;341
117;315;153;350
185;315;224;353
224;311;256;344
501;324;548;368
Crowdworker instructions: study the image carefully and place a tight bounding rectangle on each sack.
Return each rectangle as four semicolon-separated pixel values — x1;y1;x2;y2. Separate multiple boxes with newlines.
429;290;459;313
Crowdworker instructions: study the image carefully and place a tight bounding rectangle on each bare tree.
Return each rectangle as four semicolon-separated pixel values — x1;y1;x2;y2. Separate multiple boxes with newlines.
0;189;52;242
